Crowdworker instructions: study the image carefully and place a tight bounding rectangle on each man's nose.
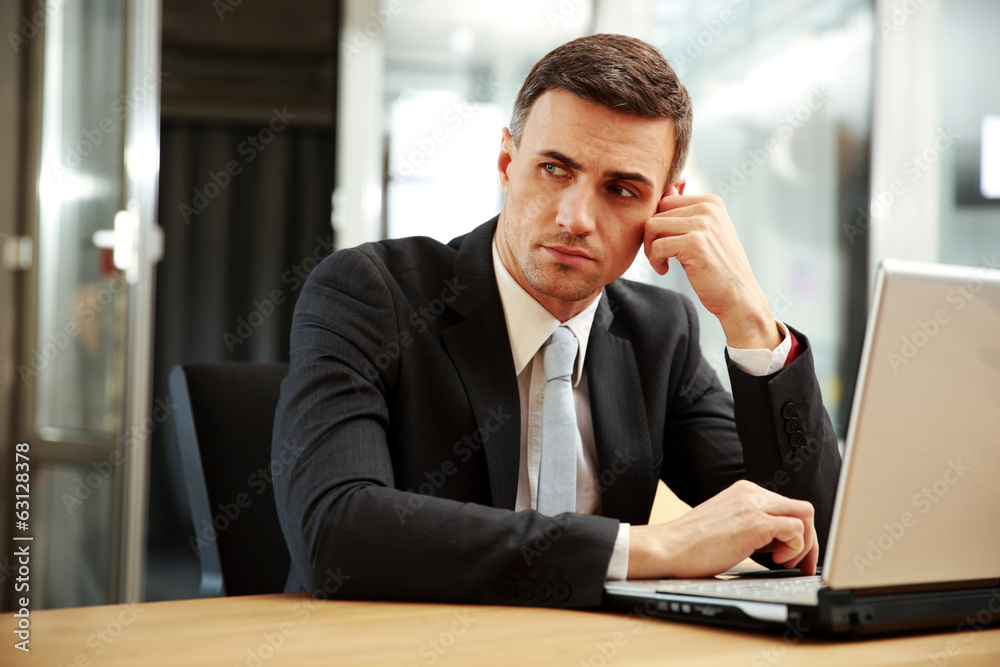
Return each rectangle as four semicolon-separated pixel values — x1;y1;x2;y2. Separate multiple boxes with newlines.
554;186;597;236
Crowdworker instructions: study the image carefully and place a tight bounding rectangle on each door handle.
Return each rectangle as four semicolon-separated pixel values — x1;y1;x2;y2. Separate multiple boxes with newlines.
92;209;137;272
91;205;164;279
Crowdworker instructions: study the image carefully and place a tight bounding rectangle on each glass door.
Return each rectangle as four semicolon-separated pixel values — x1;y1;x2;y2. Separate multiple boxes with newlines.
14;0;161;608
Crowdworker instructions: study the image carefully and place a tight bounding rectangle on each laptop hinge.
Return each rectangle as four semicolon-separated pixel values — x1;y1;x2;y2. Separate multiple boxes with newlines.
842;578;1000;598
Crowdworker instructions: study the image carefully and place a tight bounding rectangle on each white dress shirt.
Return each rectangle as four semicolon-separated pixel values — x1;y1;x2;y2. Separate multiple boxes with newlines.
491;232;790;579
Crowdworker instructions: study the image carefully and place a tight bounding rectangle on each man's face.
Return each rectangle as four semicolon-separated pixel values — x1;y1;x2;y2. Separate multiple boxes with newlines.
496;89;679;317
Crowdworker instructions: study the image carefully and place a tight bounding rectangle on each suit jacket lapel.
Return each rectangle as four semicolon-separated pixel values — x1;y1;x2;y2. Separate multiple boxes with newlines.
441;218;521;510
587;292;655;525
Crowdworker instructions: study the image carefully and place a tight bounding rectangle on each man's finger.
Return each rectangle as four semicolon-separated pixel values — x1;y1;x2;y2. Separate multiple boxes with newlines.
790;524;819;574
657;194;693;214
766;516;809;566
751;490;816;526
644;235;684;275
643;219;692;258
757;493;818;573
657;192;721;213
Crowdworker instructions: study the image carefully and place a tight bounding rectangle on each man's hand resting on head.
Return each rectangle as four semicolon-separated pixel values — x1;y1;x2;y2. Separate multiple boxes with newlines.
627;480;819;579
644;186;783;352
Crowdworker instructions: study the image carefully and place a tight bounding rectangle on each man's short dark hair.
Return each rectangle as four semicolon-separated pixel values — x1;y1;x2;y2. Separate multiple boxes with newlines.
510;33;692;187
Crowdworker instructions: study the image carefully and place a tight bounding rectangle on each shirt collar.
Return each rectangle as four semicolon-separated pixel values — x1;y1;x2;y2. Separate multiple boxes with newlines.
492;230;600;386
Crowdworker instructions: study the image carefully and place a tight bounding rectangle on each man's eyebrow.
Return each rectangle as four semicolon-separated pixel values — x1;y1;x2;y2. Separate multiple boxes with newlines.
536;149;583;170
535;149;654;189
605;169;653;189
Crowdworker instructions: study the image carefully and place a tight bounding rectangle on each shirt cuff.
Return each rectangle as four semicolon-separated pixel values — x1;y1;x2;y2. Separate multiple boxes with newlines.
605;523;631;581
726;321;792;377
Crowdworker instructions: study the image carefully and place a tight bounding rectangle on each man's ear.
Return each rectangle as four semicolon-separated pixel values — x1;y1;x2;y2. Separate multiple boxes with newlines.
665;177;687;197
498;128;514;194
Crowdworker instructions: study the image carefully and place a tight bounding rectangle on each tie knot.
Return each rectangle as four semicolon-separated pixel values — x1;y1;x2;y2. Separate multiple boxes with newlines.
542;326;577;382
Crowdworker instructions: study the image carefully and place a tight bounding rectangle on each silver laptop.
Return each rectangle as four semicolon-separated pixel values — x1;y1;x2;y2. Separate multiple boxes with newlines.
605;259;1000;636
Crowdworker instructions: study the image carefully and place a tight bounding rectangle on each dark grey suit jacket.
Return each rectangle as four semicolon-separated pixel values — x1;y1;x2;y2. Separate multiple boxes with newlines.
272;217;841;608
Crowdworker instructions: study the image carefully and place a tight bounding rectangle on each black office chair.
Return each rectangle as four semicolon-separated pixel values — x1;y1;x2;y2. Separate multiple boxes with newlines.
170;362;291;597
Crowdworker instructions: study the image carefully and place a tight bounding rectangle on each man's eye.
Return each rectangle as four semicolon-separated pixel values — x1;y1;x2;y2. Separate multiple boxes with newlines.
609;184;637;198
543;163;566;176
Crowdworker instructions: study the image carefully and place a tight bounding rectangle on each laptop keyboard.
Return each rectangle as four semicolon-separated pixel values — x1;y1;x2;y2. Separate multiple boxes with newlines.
656;574;825;606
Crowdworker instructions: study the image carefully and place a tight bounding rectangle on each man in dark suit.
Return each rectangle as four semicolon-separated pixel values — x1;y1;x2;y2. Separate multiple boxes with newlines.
272;33;841;608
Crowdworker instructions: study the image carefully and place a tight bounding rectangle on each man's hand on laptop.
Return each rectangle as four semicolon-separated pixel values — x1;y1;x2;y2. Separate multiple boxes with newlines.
627;480;818;579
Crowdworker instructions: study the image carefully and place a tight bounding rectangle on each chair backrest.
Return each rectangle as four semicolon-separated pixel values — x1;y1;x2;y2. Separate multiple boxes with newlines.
170;362;290;597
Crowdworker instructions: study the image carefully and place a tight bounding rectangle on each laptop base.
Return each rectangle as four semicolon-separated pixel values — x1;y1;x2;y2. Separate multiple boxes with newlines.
604;583;1000;637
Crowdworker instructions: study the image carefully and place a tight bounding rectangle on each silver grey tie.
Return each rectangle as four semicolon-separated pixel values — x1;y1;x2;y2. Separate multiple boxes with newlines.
537;325;580;516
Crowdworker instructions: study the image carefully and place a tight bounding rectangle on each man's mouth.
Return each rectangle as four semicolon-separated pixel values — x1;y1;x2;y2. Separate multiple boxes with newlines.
542;245;595;266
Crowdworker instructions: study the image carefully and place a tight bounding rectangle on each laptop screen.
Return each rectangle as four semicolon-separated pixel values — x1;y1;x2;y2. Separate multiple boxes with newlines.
823;259;1000;589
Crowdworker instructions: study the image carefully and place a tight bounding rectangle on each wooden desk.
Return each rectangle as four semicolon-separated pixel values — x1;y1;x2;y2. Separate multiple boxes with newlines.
5;593;1000;666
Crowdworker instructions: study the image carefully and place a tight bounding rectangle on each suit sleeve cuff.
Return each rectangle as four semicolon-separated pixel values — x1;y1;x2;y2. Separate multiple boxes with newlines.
726;321;792;376
605;523;630;581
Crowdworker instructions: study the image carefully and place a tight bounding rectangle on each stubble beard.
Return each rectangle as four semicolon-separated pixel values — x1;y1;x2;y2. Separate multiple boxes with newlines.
518;250;602;303
500;197;604;304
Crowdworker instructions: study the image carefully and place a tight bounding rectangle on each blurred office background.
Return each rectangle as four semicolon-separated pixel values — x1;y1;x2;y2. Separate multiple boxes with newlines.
0;0;997;610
